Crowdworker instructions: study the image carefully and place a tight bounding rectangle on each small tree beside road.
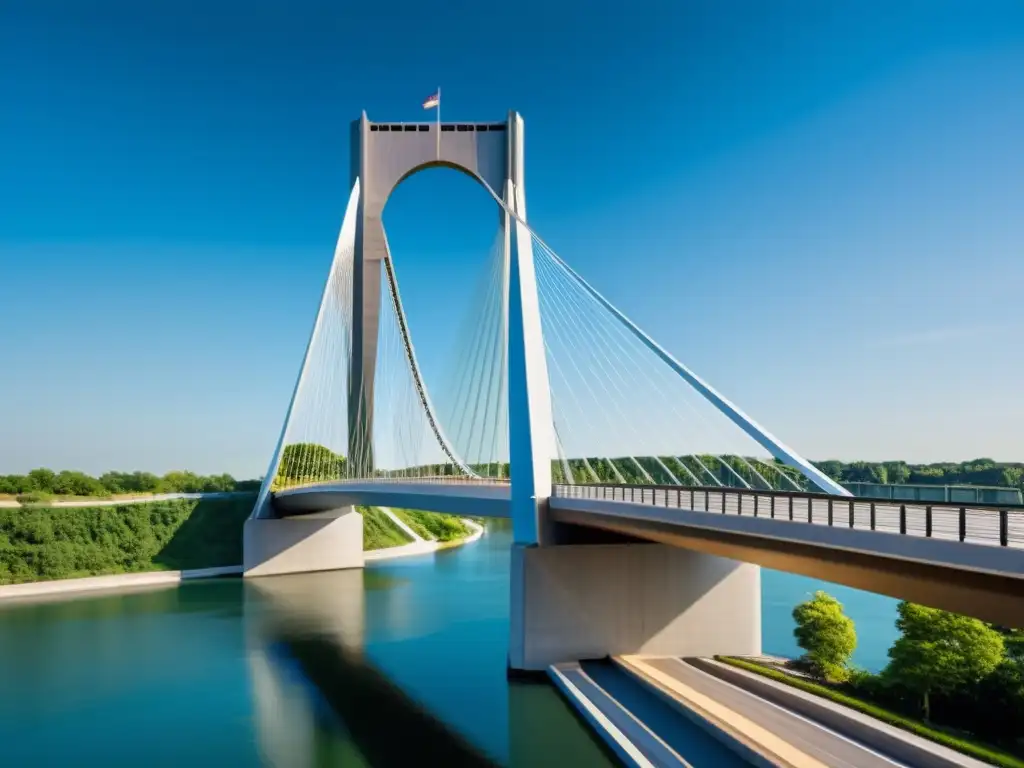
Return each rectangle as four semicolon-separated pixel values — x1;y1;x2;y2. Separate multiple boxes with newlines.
792;591;857;682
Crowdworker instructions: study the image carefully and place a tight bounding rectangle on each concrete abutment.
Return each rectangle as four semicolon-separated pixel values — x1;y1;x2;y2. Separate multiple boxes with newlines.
243;508;364;578
508;541;761;671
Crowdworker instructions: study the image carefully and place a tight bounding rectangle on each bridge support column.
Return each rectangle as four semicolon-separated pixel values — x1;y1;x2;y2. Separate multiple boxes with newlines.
508;542;761;671
243;508;364;578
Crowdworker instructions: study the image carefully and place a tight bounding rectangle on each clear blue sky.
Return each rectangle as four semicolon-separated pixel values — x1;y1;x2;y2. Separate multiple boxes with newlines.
1;0;1022;478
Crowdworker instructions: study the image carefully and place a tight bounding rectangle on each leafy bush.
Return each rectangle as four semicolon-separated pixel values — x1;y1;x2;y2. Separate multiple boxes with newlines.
15;492;52;506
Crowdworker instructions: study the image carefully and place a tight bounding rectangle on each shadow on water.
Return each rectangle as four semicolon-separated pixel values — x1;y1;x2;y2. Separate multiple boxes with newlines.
244;544;618;768
246;569;500;766
270;631;500;767
0;519;619;766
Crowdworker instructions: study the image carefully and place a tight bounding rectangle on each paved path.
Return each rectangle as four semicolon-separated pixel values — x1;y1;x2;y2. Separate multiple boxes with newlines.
618;656;907;768
0;565;242;601
0;491;253;508
381;507;425;541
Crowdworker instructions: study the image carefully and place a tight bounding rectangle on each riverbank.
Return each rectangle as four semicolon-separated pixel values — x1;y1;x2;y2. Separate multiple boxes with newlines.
0;516;486;601
365;514;484;562
0;565;244;602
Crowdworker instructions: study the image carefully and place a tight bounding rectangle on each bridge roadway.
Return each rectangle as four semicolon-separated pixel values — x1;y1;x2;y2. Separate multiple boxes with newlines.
272;480;1024;627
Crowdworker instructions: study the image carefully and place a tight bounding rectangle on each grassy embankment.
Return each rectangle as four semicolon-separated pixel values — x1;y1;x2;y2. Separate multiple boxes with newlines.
0;496;255;585
359;506;413;549
390;509;474;542
717;656;1024;768
0;499;477;586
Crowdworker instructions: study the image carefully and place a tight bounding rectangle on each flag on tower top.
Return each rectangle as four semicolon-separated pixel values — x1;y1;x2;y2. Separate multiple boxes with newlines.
422;91;440;109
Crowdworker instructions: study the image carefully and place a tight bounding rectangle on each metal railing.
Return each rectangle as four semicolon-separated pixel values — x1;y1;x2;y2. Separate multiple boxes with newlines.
553;483;1024;549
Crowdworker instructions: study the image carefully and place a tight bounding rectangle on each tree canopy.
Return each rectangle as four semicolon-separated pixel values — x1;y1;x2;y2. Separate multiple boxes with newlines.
885;601;1005;720
792;591;858;682
0;468;257;498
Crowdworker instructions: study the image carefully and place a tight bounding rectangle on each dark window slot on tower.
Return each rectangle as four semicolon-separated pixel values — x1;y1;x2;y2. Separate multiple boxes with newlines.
378;125;390;131
403;125;416;131
457;124;471;131
488;125;505;131
417;125;429;131
370;125;379;131
441;125;455;132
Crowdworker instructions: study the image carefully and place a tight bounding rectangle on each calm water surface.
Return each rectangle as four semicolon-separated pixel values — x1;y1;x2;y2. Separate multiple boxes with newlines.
0;520;898;766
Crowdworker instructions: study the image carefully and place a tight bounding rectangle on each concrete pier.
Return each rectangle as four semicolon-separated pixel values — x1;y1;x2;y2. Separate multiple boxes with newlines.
508;542;761;671
243;508;363;578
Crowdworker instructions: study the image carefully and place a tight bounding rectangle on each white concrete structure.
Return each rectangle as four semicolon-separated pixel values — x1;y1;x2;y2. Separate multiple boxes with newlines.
243;508;363;577
509;542;760;671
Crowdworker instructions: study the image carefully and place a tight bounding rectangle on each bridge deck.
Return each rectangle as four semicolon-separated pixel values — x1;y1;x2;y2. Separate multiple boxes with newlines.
274;479;1024;626
554;483;1024;550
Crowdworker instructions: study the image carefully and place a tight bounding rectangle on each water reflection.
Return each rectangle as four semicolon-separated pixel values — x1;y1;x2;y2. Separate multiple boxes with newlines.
0;522;615;767
243;528;616;767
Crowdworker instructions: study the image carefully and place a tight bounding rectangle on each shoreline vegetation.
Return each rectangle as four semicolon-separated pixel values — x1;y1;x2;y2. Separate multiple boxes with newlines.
0;468;259;506
0;496;481;587
738;590;1024;767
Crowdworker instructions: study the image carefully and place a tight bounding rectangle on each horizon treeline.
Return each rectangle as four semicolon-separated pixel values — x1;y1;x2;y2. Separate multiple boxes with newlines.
0;468;260;497
3;456;1022;498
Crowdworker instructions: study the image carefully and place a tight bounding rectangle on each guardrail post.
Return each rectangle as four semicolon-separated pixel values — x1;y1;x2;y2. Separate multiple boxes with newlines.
827;498;833;526
959;506;966;542
754;494;759;518
848;500;855;529
900;504;906;535
1001;510;1009;547
738;493;743;516
870;502;876;531
770;495;775;519
789;496;793;521
925;506;932;538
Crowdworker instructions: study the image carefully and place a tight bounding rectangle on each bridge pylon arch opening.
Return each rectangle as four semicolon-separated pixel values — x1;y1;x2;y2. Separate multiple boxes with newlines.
349;111;555;545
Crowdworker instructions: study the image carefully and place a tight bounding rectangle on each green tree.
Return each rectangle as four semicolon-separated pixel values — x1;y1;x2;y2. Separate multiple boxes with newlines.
26;468;56;493
276;443;345;486
51;470;105;496
792;591;858;682
885;602;1005;720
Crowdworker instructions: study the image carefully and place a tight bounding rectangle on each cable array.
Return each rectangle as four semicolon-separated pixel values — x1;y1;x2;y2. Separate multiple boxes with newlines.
525;228;807;492
263;180;486;494
259;172;818;504
431;232;510;479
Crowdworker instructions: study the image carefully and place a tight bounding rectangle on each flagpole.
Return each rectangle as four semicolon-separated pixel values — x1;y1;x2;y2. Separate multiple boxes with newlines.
435;87;441;160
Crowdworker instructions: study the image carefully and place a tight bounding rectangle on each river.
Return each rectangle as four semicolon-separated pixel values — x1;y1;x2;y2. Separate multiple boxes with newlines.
0;520;899;766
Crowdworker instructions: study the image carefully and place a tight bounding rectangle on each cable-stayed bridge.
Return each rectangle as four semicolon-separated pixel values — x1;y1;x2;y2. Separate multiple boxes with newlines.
244;111;1024;671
